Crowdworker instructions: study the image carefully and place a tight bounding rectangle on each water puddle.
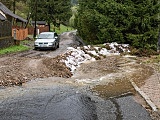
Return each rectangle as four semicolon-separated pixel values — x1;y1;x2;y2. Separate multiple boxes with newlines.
92;79;135;99
91;63;154;99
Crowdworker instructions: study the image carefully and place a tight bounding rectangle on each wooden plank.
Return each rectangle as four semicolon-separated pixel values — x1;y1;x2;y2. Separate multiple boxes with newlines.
130;80;157;111
0;36;12;40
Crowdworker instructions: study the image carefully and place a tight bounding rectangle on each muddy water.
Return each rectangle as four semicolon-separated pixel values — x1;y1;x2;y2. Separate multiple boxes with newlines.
92;79;135;99
91;65;153;101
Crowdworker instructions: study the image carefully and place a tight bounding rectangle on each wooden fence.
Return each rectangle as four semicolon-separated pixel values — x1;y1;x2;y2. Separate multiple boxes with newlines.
12;26;28;40
28;26;49;35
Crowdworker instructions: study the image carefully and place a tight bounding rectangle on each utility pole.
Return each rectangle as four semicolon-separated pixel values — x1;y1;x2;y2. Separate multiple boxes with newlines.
33;0;37;38
158;0;160;32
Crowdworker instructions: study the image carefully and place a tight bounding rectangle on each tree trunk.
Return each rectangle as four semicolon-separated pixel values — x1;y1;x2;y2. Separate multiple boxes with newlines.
13;0;15;14
48;23;51;32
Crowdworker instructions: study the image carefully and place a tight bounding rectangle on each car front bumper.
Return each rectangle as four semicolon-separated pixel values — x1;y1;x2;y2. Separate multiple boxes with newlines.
34;44;54;49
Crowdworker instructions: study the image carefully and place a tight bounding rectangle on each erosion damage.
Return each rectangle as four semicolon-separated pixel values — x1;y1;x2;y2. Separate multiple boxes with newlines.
0;32;160;119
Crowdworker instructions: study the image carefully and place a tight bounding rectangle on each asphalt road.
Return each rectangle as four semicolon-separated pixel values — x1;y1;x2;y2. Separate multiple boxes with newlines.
0;77;152;120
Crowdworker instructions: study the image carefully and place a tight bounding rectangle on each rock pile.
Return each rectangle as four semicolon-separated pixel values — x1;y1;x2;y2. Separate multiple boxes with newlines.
60;42;130;73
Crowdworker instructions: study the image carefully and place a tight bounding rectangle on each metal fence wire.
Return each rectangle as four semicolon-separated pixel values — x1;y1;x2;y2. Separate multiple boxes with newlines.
0;20;12;37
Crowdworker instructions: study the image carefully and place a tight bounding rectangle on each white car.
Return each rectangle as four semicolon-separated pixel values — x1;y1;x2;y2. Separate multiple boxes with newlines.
34;32;59;50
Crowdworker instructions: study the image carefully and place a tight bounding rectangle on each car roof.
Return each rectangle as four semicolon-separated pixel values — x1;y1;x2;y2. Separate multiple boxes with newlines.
40;32;56;34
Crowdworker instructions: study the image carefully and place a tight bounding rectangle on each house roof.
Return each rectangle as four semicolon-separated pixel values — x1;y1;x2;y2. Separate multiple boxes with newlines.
0;12;6;20
0;2;27;22
31;21;47;25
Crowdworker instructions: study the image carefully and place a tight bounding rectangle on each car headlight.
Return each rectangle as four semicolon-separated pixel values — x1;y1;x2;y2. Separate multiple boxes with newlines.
49;42;54;45
34;42;39;45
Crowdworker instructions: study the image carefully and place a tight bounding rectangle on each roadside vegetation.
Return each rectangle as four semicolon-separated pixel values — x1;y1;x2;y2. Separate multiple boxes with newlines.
52;24;74;34
69;6;78;28
76;0;159;51
1;0;72;32
29;0;71;32
1;0;159;56
0;45;29;55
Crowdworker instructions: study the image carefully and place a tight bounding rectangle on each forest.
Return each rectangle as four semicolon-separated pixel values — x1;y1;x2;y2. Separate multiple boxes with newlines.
76;0;159;50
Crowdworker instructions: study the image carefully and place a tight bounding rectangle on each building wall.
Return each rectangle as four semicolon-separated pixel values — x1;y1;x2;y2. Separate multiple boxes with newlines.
0;20;12;37
28;26;49;35
0;20;14;49
0;36;14;49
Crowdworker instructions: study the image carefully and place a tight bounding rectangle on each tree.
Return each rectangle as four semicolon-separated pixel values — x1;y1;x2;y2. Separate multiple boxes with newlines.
125;0;159;48
69;5;78;28
0;0;13;9
76;0;159;49
0;0;24;12
29;0;71;31
71;0;78;6
76;0;99;44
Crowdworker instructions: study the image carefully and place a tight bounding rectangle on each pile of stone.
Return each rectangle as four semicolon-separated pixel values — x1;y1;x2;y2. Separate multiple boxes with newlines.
60;42;130;73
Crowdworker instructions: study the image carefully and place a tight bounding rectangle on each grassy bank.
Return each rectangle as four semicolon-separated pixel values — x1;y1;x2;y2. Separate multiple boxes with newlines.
0;45;30;55
51;24;74;34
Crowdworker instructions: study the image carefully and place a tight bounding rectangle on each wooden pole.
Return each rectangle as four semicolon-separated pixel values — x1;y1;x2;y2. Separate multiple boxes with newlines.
33;0;37;38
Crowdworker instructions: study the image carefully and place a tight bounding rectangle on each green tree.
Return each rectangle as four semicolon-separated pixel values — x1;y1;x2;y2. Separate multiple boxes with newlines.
29;0;71;31
125;0;159;48
0;0;25;10
69;6;78;28
71;0;78;6
0;0;13;9
76;0;159;48
76;0;99;44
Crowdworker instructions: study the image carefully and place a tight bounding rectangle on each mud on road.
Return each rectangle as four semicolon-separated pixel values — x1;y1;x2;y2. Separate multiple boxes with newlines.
0;32;80;86
0;32;160;119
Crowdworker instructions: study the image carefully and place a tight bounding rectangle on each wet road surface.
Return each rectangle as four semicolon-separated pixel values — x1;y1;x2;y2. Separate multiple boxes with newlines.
0;32;153;120
0;77;152;120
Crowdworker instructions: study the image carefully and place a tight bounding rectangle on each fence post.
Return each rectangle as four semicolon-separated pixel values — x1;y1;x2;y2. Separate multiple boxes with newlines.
13;29;16;39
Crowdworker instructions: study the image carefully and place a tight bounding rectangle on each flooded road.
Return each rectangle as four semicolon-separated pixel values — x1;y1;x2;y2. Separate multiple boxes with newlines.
0;77;152;120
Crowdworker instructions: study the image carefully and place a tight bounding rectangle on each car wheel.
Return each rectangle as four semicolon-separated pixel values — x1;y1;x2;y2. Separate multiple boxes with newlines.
57;43;59;48
52;44;56;50
34;47;37;50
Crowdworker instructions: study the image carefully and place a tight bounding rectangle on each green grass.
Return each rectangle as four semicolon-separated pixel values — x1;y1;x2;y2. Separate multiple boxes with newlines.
0;45;30;55
149;55;160;63
51;24;74;34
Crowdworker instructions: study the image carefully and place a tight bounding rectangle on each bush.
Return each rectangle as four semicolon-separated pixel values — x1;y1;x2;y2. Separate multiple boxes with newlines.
130;48;158;57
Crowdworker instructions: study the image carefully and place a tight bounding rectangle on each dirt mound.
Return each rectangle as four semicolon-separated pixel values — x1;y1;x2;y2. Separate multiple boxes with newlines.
42;56;72;78
0;56;72;87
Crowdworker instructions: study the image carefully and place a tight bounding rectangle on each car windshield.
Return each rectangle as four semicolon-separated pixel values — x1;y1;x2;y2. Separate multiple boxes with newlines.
38;34;54;39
